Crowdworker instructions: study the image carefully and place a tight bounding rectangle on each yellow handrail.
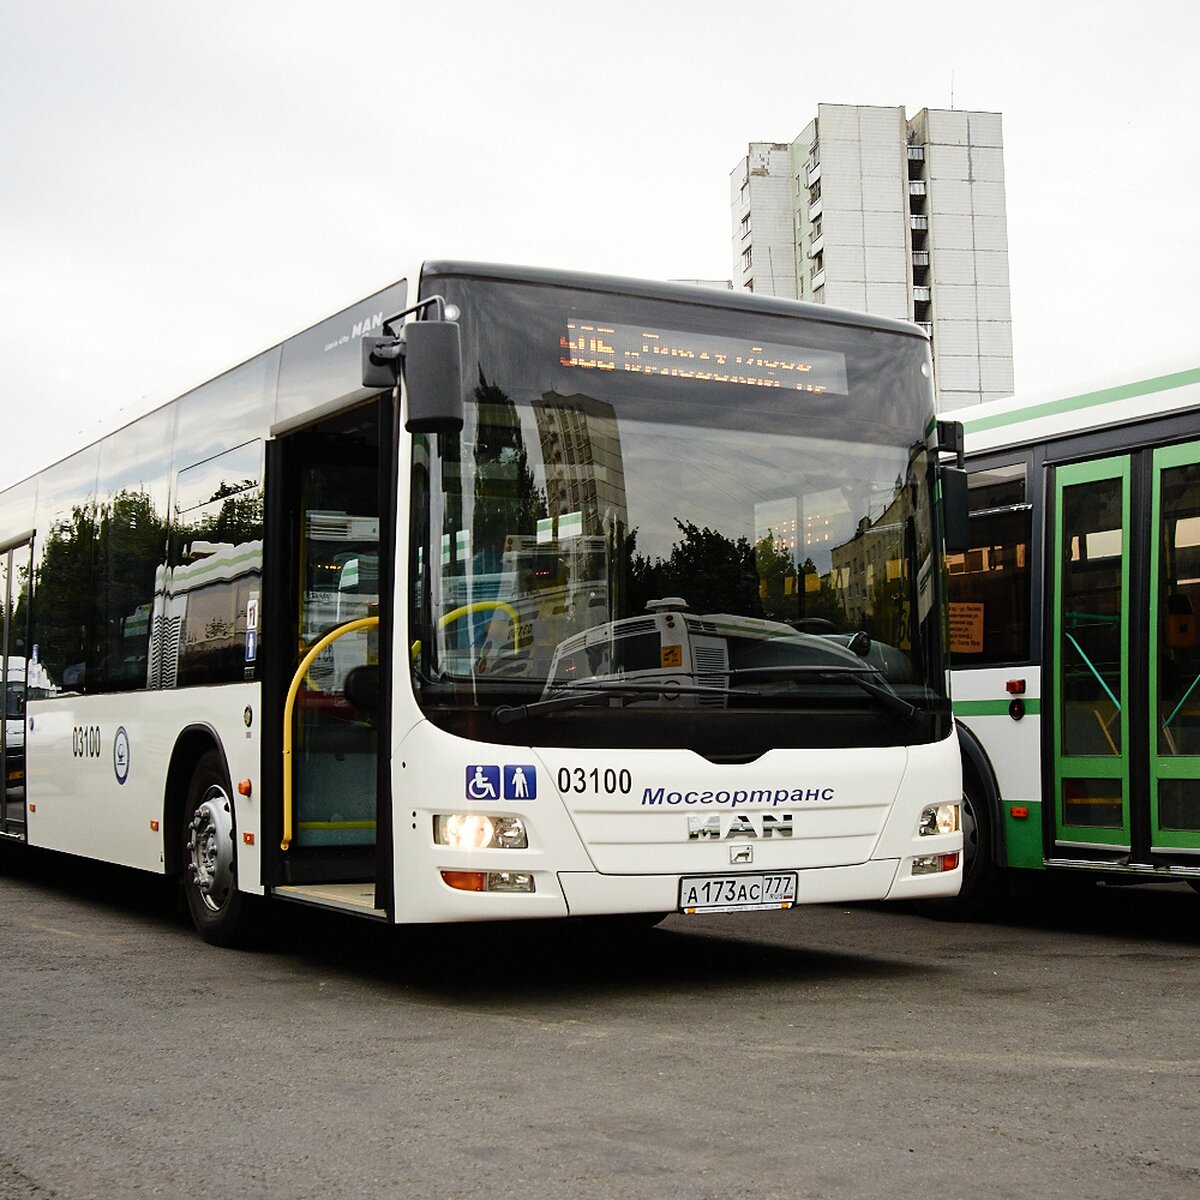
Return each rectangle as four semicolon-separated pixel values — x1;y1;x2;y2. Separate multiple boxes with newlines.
281;602;520;851
281;616;378;851
438;600;522;649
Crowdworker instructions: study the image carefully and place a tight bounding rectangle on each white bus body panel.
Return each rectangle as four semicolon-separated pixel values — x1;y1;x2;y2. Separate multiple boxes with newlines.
25;683;262;887
953;666;1043;805
390;720;961;922
946;365;1200;455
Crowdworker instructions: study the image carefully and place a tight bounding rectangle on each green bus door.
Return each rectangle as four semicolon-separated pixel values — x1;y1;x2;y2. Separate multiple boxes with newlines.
1052;446;1200;863
1052;457;1131;850
1148;442;1200;855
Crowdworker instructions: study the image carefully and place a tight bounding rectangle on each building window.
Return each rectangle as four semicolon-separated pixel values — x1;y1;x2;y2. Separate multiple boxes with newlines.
742;247;753;270
740;213;751;239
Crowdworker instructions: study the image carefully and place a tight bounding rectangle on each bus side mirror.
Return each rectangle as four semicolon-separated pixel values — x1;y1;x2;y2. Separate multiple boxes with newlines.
361;319;465;436
402;319;464;435
940;464;970;553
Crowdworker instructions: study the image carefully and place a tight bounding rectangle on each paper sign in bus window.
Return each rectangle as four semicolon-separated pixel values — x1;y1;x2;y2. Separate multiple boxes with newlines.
949;602;985;654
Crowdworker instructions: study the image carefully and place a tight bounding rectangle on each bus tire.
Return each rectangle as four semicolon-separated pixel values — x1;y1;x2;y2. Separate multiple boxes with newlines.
182;749;250;947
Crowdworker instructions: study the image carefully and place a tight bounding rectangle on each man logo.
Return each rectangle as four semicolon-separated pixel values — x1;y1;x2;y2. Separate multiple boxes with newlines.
687;812;793;840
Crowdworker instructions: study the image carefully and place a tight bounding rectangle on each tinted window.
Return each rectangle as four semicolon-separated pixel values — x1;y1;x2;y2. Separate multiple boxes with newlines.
93;407;174;691
29;449;99;692
948;461;1031;667
160;440;264;687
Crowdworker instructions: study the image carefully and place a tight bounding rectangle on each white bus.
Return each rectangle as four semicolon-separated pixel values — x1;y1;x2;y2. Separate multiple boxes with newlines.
945;364;1200;914
0;262;965;944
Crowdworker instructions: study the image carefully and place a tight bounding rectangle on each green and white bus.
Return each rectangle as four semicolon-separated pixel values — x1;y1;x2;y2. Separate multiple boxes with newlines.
0;261;967;944
945;365;1200;914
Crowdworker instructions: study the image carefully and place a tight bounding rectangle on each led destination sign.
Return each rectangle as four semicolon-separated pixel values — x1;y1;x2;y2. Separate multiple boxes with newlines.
561;321;848;394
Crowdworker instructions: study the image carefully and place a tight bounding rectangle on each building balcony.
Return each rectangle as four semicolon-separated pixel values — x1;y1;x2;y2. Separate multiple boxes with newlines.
910;214;929;231
810;268;826;291
916;321;933;337
913;285;931;302
908;180;927;196
907;145;925;161
808;234;824;258
806;160;821;185
808;197;823;222
912;250;930;267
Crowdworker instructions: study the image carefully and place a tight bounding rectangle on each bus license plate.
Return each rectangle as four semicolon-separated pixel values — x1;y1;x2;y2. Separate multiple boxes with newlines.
679;872;798;914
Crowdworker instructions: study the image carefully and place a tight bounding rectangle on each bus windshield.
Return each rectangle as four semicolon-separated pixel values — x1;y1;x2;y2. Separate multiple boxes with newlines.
412;271;948;751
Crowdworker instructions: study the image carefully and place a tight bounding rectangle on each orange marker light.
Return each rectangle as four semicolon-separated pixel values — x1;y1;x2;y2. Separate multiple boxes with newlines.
941;853;959;872
1005;679;1026;695
1010;805;1030;819
243;832;255;846
441;870;487;892
237;779;253;797
150;820;160;832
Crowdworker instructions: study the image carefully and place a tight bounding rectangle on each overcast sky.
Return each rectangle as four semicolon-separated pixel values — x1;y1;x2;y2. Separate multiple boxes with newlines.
1;0;1197;489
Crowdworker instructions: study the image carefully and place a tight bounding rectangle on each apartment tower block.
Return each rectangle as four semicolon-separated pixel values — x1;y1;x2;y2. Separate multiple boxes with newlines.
730;103;1014;408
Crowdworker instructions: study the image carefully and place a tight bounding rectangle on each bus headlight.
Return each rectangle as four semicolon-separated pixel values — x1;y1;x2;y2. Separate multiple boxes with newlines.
434;813;528;850
919;803;959;836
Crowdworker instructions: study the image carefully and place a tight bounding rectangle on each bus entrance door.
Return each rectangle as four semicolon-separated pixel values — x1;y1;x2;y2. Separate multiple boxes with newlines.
1;538;32;841
1051;447;1200;868
1147;441;1200;861
1050;457;1132;855
266;403;390;902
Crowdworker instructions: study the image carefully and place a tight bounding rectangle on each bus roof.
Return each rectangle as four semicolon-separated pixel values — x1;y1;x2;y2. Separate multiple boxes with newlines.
423;260;931;340
944;363;1200;455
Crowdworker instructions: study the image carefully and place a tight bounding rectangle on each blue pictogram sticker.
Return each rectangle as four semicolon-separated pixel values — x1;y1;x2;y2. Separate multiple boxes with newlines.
466;765;501;801
503;765;537;800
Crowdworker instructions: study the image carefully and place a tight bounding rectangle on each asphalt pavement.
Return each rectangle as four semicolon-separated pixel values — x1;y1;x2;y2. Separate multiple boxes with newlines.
2;843;1198;1200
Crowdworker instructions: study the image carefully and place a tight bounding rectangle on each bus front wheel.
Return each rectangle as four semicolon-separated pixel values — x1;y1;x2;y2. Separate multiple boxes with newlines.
951;772;1002;919
182;750;249;947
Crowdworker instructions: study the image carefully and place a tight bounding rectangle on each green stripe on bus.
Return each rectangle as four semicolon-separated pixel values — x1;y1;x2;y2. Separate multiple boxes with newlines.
953;698;1041;717
961;367;1200;435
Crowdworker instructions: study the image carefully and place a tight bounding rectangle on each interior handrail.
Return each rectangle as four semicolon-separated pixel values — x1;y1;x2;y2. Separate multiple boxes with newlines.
1165;671;1200;730
281;616;379;852
1064;631;1121;713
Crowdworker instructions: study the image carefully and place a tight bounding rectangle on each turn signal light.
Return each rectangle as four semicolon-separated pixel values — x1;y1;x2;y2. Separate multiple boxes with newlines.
440;870;536;894
441;870;487;892
912;852;960;876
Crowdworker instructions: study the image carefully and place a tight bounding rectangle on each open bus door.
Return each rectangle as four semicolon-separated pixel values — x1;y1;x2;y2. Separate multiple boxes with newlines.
1;537;33;841
261;398;395;917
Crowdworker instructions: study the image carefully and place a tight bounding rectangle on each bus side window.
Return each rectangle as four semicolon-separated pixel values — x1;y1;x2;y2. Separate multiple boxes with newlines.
947;462;1032;666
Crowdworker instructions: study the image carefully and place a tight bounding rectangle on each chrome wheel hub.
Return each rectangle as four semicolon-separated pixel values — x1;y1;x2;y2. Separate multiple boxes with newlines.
188;787;234;912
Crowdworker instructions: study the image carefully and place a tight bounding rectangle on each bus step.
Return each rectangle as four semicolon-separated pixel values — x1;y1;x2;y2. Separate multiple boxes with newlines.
271;882;387;919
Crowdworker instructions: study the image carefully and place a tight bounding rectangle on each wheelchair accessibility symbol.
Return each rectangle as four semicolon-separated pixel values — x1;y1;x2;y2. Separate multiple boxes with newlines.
465;765;537;801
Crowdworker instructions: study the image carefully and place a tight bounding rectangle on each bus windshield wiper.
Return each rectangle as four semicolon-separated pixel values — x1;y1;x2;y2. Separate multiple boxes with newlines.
722;664;920;722
491;680;761;726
